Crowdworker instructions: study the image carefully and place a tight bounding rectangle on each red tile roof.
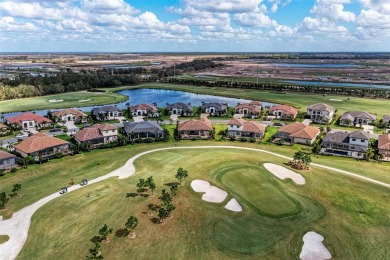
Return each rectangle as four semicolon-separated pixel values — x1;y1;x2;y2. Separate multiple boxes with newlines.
91;123;117;131
73;128;102;142
6;112;52;125
269;105;298;115
378;134;390;150
227;118;246;126
178;118;213;131
242;121;266;134
53;108;87;118
14;133;68;154
130;104;158;113
279;122;320;140
0;150;16;160
235;102;261;113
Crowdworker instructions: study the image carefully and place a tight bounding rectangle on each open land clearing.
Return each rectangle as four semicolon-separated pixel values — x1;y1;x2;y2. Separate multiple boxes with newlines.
0;143;389;259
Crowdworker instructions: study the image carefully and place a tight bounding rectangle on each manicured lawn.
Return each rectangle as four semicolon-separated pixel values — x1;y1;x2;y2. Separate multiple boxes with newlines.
16;148;390;259
0;235;9;244
0;90;127;113
54;134;72;142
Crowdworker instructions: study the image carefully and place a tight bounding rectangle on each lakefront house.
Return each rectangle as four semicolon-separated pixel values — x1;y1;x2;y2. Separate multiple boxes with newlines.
269;105;298;120
130;103;159;117
166;103;194;116
6;112;52;130
234;101;262;118
92;106;123;121
52;108;89;123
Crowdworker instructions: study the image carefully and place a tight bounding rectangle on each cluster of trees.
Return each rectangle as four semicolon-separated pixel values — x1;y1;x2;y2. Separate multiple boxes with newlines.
288;151;312;170
0;184;22;209
161;78;390;99
149;59;222;78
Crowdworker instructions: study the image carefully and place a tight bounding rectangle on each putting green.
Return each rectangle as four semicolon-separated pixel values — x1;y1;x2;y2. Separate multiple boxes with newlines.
217;164;300;217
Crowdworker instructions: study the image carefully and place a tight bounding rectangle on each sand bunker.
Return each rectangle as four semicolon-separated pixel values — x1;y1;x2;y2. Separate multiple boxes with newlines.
224;198;242;212
79;99;92;102
300;231;332;260
329;99;343;101
48;99;63;103
191;180;228;203
263;163;305;185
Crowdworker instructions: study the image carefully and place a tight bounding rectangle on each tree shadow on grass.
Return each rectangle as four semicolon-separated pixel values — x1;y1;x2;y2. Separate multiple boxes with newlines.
164;182;179;187
115;228;128;237
139;194;149;198
126;193;139;198
147;204;160;211
90;235;101;243
150;217;160;224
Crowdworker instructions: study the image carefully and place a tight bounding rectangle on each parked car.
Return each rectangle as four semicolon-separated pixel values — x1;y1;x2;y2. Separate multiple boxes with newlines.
49;128;61;132
16;134;27;140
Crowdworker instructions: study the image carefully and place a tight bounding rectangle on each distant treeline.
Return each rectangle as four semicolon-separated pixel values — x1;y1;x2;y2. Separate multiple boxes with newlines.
162;78;390;99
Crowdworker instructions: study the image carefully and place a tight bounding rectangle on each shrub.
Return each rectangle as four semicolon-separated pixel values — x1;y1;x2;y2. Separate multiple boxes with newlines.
249;137;256;143
10;168;17;173
239;137;247;142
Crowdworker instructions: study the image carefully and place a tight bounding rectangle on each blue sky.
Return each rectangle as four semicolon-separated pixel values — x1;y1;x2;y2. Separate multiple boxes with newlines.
0;0;389;52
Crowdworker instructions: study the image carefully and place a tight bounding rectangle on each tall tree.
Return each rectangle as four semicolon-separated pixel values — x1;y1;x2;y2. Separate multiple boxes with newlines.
86;242;103;260
175;167;188;185
125;216;138;236
12;184;22;195
0;192;9;209
170;183;178;196
158;207;169;223
98;224;113;242
158;189;172;206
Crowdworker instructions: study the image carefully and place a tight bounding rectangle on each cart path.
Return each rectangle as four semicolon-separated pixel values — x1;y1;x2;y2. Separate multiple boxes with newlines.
1;145;389;260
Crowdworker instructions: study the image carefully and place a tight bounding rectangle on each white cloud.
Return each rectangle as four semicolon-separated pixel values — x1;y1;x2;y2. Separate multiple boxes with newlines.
0;16;37;31
0;1;63;20
311;0;355;22
234;12;277;27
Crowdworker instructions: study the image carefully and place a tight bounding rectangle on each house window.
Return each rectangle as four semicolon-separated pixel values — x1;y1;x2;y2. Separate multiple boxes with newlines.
112;130;115;133
361;140;365;142
236;125;239;128
352;138;356;141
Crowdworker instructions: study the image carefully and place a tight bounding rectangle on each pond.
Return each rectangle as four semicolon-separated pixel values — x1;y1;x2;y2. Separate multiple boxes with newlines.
1;88;275;118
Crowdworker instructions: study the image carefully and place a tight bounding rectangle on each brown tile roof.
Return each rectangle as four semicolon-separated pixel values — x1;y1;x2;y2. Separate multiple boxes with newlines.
227;118;246;126
269;105;298;115
178;118;213;131
130;103;158;113
91;123;117;131
279;122;320;140
6;112;52;125
14;133;69;154
53;108;87;118
378;134;390;150
242;121;266;134
235;102;261;113
0;150;16;160
73;128;103;142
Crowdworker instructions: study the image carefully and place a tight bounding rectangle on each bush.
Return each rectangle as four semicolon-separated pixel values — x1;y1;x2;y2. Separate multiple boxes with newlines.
10;168;17;173
143;137;155;143
239;137;248;142
249;137;256;143
228;135;236;141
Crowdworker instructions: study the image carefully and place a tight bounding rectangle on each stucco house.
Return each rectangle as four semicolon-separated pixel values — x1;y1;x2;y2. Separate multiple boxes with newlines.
269;105;298;119
123;121;165;140
320;130;370;159
178;118;213;139
6;112;52;130
92;106;123;121
227;118;266;140
166;103;194;116
130;103;159;117
307;103;335;124
0;150;17;169
273;122;320;145
378;134;390;161
234;101;261;118
200;103;228;116
73;123;118;147
339;111;376;126
53;108;88;123
14;133;70;161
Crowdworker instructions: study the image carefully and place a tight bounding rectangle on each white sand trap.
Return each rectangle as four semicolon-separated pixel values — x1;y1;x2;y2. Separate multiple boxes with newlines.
263;163;305;185
300;231;332;260
79;99;92;102
225;198;242;212
329;99;343;101
48;99;63;103
191;180;228;203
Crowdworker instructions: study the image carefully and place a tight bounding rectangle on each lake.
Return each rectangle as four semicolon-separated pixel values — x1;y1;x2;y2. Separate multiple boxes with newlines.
270;63;363;68
1;88;274;118
283;80;390;90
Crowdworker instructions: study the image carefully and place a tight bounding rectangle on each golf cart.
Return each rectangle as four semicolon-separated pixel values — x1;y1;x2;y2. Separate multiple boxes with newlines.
59;187;68;195
80;179;88;186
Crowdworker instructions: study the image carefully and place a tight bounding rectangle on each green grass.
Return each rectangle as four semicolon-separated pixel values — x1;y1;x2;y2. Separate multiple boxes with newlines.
15;148;390;259
0;235;9;244
54;134;72;142
0;90;128;113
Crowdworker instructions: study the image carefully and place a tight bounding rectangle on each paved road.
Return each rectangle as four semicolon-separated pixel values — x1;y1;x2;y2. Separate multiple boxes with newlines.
1;145;390;260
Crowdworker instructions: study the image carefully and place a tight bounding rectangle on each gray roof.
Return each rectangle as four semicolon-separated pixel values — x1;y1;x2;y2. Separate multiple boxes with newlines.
166;102;193;112
123;121;164;135
383;115;390;123
308;103;335;112
322;130;370;144
340;111;376;121
92;106;121;115
201;103;228;111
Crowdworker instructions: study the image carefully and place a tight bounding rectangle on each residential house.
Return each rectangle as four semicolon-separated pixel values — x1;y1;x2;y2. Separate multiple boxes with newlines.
92;106;123;121
73;123;118;147
378;134;390;161
269;105;298;119
166;103;194;116
320;130;370;159
178;118;213;139
53;108;88;123
339;111;376;126
383;116;390;128
130;103;159;117
200;103;228;116
273;122;320;145
14;133;70;161
307;103;335;124
234;101;262;118
6;112;52;130
0;150;17;169
227;118;266;140
123;121;165;140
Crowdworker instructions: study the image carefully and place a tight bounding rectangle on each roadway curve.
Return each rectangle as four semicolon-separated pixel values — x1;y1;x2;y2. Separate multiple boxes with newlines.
1;146;389;260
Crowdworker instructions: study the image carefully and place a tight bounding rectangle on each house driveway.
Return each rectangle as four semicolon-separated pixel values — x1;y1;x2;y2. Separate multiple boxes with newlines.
170;114;179;122
302;119;312;125
362;125;374;134
64;121;79;134
133;116;144;122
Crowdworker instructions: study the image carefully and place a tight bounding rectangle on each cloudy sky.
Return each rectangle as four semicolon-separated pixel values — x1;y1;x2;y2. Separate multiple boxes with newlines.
0;0;389;52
